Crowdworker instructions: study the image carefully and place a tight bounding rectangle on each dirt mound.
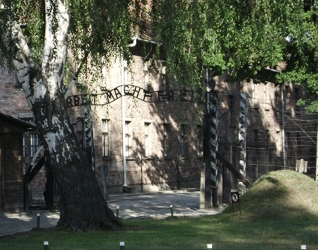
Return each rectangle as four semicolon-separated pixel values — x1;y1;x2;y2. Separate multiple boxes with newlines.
225;170;318;221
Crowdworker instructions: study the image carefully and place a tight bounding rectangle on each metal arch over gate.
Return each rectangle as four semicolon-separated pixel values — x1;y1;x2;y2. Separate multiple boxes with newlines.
66;84;202;174
66;84;202;108
67;85;250;206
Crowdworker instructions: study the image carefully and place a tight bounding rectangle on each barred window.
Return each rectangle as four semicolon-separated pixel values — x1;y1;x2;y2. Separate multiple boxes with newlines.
30;134;39;157
144;122;150;157
196;125;203;157
181;125;188;157
21;117;40;158
228;95;235;126
144;61;149;90
163;124;170;157
125;121;132;157
162;66;167;95
102;119;109;157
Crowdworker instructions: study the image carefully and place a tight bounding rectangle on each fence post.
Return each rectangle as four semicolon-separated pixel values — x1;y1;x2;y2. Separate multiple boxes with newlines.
170;205;174;217
37;214;41;229
116;206;119;218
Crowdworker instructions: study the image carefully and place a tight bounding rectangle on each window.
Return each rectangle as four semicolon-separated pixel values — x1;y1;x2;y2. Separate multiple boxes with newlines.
196;125;203;157
23;133;40;158
21;117;40;158
162;66;167;94
143;61;149;90
23;135;27;157
163;124;170;157
102;119;109;157
252;83;256;107
228;95;235;126
30;134;39;157
144;122;150;157
254;129;259;164
285;85;292;111
181;124;188;157
265;130;270;149
125;121;131;157
264;84;270;111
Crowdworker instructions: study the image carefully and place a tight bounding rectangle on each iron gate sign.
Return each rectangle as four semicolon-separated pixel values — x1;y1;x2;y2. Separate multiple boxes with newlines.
231;191;240;203
66;84;200;107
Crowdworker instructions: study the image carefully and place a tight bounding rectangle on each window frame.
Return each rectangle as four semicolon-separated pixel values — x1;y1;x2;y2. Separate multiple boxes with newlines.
102;119;110;158
163;123;170;158
196;125;203;157
180;124;188;158
125;120;132;157
144;122;151;157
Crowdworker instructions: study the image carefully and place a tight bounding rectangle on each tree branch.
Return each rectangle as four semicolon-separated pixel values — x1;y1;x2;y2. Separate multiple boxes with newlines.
42;0;69;98
11;23;33;99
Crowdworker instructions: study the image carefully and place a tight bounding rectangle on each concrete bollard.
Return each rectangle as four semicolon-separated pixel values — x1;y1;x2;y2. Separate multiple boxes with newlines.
116;206;119;218
120;241;125;250
207;244;213;249
170;205;174;217
44;241;49;250
37;213;41;229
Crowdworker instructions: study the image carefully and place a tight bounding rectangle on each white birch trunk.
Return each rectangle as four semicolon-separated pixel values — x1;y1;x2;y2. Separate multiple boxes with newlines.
11;0;121;230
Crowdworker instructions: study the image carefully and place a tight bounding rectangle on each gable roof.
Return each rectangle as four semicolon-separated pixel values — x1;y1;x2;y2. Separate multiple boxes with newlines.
0;112;36;129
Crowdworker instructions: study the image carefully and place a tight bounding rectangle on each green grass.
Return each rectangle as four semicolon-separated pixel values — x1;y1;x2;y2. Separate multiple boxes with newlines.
1;170;318;249
1;216;317;250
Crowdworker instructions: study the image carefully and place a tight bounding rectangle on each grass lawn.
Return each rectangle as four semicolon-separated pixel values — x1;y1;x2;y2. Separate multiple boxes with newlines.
1;170;318;249
0;214;317;249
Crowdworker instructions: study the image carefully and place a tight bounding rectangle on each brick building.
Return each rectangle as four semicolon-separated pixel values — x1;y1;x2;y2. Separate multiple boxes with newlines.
1;48;317;208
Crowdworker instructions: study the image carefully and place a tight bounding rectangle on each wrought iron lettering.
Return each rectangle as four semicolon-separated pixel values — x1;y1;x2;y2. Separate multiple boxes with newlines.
66;84;200;108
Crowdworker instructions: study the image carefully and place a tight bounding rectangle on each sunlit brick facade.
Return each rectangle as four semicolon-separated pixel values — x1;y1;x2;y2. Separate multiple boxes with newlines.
1;49;317;207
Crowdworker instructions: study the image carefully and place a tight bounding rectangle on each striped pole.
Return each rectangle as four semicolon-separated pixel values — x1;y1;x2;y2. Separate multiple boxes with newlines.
209;91;219;207
203;91;219;208
239;93;248;177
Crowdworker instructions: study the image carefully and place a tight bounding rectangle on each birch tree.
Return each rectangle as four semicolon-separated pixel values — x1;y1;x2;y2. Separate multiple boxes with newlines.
0;0;131;230
0;0;317;231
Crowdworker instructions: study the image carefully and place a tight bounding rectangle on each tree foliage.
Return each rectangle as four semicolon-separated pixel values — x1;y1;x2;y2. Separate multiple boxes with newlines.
0;0;317;231
1;0;317;95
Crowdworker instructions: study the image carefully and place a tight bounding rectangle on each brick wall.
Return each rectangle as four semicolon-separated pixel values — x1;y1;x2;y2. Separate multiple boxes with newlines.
1;54;316;202
0;70;30;116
